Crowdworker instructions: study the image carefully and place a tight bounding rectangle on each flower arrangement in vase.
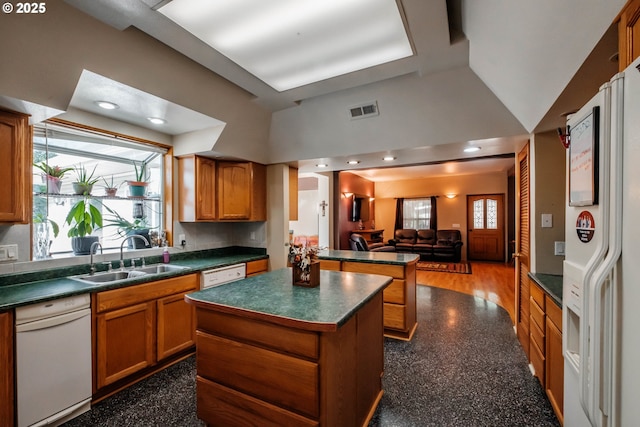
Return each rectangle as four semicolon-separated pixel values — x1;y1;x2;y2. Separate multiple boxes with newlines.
33;162;73;194
288;243;320;287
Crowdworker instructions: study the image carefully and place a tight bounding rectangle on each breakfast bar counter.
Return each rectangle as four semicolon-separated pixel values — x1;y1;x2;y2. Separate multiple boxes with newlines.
185;267;392;427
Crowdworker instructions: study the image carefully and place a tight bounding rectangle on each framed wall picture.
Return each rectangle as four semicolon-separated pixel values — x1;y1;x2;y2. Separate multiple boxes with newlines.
569;106;599;206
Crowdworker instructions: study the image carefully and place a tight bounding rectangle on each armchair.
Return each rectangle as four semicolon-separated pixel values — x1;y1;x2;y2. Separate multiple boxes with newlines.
349;233;396;252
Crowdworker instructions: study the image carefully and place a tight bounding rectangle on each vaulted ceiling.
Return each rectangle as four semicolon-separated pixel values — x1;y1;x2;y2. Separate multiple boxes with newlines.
15;1;628;175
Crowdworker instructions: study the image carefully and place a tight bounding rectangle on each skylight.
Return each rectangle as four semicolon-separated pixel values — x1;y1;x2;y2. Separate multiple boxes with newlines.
159;0;413;92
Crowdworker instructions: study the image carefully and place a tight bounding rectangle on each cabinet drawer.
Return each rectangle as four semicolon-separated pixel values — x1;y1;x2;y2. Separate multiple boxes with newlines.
319;260;341;271
530;282;545;308
342;262;405;279
197;377;318;427
246;259;269;276
383;279;405;304
196;310;319;360
530;316;545;353
96;274;198;313
530;338;545;386
546;298;562;332
530;297;545;331
383;303;406;330
197;332;319;419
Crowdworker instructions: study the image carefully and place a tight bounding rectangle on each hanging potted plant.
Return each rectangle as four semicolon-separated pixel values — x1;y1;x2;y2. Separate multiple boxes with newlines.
65;196;103;255
102;175;121;197
33;162;73;194
127;161;149;198
72;164;100;196
103;208;151;249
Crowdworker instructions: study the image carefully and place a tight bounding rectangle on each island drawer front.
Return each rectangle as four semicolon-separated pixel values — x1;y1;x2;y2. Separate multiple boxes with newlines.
197;377;318;427
96;274;198;313
383;303;406;330
383;279;405;304
546;298;562;332
319;260;341;271
196;310;319;360
197;332;319;419
342;262;405;279
530;282;545;309
530;338;545;386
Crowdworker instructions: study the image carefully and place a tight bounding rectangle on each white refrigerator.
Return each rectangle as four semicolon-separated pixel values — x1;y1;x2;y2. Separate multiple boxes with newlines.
563;56;640;426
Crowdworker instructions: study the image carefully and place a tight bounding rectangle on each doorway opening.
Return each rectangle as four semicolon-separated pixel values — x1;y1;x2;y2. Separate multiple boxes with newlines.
289;173;330;248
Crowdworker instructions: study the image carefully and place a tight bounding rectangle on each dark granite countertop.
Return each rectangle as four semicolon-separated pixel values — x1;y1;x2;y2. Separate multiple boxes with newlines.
185;267;392;332
528;272;562;307
317;249;419;265
0;247;268;311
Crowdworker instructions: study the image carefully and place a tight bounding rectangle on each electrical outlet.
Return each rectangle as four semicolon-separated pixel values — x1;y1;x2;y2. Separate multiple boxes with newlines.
554;241;565;256
541;214;553;228
250;232;256;240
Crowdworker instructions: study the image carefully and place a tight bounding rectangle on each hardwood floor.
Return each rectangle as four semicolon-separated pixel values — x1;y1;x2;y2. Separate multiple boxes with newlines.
417;261;516;323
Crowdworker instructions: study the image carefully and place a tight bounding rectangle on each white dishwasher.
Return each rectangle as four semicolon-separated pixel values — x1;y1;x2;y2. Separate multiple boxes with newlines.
15;294;92;427
200;263;246;289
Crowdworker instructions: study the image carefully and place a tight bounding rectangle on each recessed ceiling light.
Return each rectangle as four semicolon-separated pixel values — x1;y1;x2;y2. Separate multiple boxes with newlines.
383;156;396;161
95;101;119;110
316;163;328;168
347;160;360;165
147;117;167;125
463;147;481;153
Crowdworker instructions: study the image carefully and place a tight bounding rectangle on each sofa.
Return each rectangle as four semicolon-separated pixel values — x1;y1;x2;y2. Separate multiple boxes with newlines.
392;229;463;262
349;233;396;252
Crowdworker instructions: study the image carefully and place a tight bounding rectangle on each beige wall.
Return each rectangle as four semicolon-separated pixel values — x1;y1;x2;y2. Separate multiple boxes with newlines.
532;131;566;275
375;171;510;261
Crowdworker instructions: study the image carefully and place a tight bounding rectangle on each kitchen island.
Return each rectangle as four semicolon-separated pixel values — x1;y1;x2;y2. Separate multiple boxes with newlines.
185;267;392;427
317;250;419;341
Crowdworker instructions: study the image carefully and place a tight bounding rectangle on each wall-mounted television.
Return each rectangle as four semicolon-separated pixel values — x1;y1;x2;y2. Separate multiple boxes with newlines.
350;194;370;222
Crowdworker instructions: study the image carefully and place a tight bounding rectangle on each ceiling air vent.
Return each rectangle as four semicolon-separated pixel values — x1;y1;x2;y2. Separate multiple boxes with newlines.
349;101;379;120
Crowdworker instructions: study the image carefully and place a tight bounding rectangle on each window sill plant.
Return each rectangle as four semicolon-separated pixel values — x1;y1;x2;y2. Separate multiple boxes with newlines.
72;164;100;196
127;161;149;197
65;195;103;255
33;162;73;194
102;175;120;197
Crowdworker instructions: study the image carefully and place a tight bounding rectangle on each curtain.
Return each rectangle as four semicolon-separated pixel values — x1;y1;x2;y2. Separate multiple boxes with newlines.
394;198;404;231
430;196;438;230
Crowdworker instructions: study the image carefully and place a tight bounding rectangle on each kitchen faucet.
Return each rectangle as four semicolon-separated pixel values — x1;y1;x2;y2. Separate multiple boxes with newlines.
89;241;103;275
119;235;150;270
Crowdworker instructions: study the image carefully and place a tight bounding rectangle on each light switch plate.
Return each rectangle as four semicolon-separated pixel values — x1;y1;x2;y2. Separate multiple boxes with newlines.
554;241;565;256
541;214;553;228
0;244;18;262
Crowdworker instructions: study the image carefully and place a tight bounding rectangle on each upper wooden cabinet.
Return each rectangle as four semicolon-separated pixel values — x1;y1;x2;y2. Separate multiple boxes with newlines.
178;156;266;222
178;155;216;221
618;0;640;71
0;110;30;223
217;161;266;221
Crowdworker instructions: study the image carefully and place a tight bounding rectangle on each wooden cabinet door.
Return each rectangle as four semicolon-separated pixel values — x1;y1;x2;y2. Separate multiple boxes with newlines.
545;307;564;424
246;259;269;277
0;110;30;223
217;161;252;220
195;157;216;220
618;0;640;71
515;143;531;355
157;293;195;361
96;302;155;388
178;155;216;221
0;311;14;427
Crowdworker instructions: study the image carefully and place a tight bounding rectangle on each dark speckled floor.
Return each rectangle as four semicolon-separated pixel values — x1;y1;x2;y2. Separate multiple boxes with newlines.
63;285;560;426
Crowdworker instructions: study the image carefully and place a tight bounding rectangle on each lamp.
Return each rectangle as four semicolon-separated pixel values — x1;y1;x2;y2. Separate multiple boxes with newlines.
445;193;457;199
342;192;353;198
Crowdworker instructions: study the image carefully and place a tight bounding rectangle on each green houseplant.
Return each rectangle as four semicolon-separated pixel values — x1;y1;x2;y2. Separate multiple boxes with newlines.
72;164;100;196
103;208;151;249
33;162;73;194
65;196;103;255
127;161;149;197
102;175;120;197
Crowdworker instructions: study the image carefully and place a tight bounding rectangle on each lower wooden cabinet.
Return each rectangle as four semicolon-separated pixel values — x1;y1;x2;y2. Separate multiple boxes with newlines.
528;280;563;424
0;310;14;427
94;274;198;392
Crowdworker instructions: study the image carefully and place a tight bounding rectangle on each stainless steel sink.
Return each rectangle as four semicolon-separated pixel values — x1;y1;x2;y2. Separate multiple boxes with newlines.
71;264;188;285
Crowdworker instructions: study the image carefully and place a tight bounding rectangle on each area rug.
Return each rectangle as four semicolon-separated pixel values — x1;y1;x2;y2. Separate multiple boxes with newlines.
417;261;471;274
